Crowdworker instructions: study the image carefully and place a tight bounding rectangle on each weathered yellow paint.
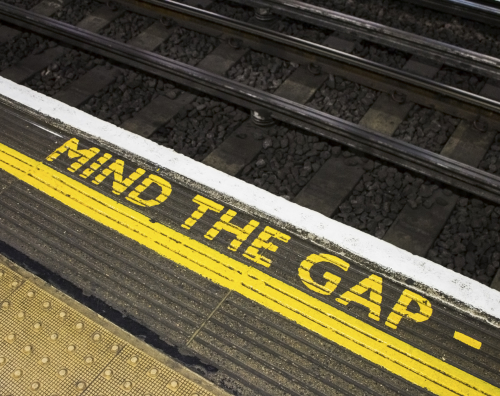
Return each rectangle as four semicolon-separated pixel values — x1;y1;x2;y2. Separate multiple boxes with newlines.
454;332;482;350
336;275;383;321
46;137;99;173
242;226;290;267
80;153;112;179
92;159;146;195
204;209;260;252
0;141;498;396
385;289;433;330
298;253;349;295
126;174;172;207
182;195;224;230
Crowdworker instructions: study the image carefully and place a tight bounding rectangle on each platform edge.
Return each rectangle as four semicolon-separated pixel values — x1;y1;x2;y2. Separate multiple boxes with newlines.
0;76;499;328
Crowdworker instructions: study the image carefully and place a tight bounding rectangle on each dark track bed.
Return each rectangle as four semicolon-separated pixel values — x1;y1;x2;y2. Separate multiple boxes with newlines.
206;0;254;21
352;40;410;69
302;0;500;58
25;49;102;96
392;104;460;153
478;133;500;177
271;17;331;44
2;0;39;10
239;122;333;199
99;11;155;43
51;0;101;25
226;50;298;93
433;65;487;94
427;197;500;285
154;27;220;66
334;163;441;238
150;95;248;161
79;69;178;126
0;32;53;72
307;75;380;123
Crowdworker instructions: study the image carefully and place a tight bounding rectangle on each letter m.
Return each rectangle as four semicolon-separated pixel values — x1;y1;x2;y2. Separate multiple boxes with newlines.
46;138;100;173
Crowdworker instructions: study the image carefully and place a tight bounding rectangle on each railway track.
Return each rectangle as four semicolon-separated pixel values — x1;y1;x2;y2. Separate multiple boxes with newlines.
0;0;499;291
402;0;500;25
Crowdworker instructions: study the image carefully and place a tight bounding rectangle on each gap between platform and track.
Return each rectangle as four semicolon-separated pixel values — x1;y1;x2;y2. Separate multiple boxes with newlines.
1;77;500;395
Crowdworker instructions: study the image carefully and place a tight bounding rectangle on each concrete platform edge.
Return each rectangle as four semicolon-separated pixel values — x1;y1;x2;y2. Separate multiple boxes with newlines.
0;77;499;329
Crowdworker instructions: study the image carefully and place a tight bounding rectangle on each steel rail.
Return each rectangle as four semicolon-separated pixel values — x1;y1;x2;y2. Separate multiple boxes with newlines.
109;0;500;124
1;3;500;205
403;0;500;26
222;0;500;80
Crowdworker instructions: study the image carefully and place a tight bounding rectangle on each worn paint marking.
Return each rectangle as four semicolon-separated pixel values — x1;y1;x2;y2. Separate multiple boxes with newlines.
454;332;483;350
0;142;498;396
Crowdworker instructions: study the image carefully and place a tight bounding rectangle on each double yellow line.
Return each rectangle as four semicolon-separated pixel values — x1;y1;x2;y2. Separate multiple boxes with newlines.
0;142;497;396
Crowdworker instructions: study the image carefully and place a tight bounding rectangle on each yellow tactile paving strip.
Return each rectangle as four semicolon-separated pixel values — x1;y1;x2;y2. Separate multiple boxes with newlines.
0;257;228;396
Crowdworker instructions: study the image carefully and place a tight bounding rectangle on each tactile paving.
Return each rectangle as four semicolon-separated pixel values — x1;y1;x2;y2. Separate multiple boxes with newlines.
0;264;23;302
0;259;224;396
85;345;211;396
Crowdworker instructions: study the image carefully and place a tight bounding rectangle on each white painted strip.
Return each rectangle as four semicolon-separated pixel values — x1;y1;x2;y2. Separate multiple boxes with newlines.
1;76;499;324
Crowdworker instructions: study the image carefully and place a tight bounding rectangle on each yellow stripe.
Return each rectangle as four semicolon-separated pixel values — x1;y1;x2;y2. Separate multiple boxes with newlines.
454;332;482;350
0;142;498;396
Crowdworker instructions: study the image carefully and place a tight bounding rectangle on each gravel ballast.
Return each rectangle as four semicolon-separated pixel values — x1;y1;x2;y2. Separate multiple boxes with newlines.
99;11;155;43
352;40;410;69
155;27;220;66
79;68;178;126
427;197;500;285
392;104;460;153
272;18;330;44
307;75;380;123
0;32;53;72
2;0;40;10
151;95;248;161
303;0;500;58
52;0;101;25
206;0;254;21
226;50;298;93
334;161;442;238
239;123;333;199
433;65;487;94
479;133;500;177
25;49;101;96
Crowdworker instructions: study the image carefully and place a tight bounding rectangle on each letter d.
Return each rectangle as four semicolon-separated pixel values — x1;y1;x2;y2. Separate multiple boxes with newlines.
126;174;172;207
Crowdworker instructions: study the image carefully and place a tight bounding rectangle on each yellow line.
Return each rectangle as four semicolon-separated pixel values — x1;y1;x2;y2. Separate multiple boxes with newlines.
0;142;498;396
454;332;482;350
